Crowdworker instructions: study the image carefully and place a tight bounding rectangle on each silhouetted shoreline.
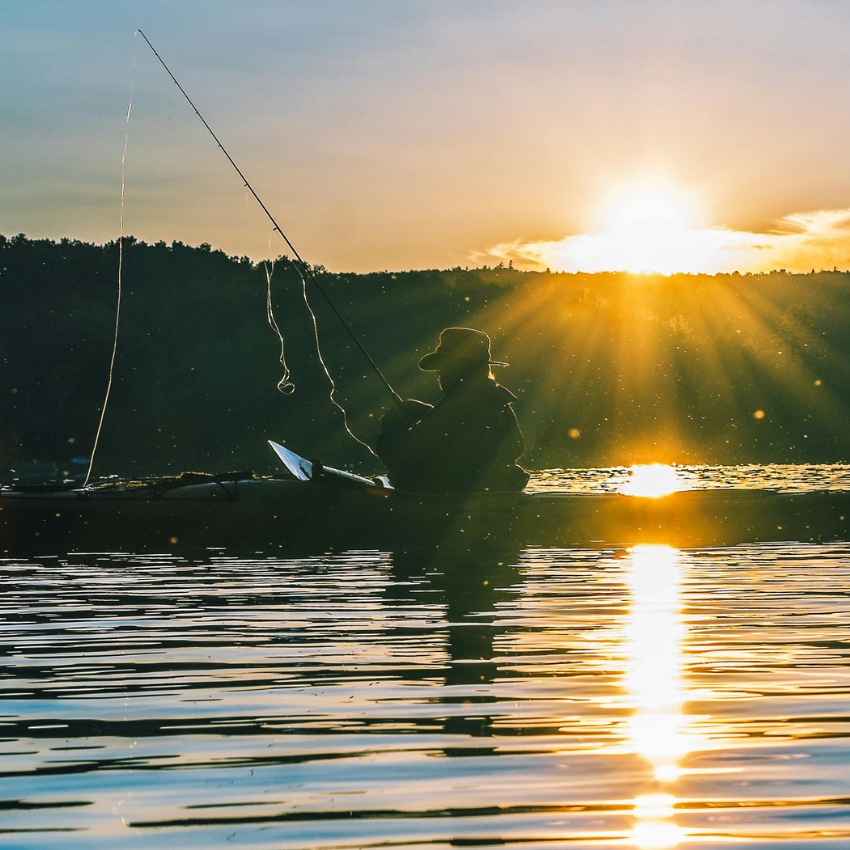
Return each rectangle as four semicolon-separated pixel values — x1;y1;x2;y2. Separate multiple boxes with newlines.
3;233;848;480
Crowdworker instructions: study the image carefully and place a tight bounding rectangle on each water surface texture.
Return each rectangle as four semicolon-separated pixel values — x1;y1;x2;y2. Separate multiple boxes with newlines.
529;462;850;493
2;467;850;848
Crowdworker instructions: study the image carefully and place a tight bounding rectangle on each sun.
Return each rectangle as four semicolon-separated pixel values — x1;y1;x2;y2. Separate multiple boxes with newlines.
601;194;695;274
502;183;718;274
613;196;687;237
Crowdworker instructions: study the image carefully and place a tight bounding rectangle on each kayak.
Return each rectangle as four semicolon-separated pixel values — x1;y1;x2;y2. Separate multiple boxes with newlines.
3;465;850;554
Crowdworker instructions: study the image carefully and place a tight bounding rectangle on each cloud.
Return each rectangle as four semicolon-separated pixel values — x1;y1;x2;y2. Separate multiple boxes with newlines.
483;209;850;274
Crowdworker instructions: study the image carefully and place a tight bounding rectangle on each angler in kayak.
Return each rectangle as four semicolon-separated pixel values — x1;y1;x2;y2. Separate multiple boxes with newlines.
376;328;529;493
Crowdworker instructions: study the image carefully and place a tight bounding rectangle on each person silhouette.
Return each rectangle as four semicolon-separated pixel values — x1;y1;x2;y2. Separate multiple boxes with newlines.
376;328;529;493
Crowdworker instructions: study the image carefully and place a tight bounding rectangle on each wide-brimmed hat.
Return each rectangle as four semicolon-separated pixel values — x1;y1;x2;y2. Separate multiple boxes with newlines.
418;327;508;372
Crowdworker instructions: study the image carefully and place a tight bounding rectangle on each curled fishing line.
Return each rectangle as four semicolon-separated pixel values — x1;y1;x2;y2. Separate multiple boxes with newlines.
264;237;374;454
138;30;402;458
84;58;135;488
294;264;380;459
264;257;294;394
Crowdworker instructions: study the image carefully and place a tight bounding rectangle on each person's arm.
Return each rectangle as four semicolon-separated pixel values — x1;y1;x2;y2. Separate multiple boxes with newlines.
380;399;433;431
375;399;434;465
503;402;525;462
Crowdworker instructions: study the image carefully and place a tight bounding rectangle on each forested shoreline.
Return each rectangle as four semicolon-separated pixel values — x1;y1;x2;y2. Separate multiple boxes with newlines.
3;233;850;482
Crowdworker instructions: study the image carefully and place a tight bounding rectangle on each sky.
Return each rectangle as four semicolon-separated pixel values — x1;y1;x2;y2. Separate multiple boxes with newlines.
3;0;850;273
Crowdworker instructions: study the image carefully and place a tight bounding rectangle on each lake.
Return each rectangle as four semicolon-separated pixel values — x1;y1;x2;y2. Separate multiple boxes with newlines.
2;465;849;848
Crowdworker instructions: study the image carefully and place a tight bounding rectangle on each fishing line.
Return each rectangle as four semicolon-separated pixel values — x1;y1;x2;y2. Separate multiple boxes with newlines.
136;31;402;417
264;258;294;394
293;262;381;458
263;249;376;455
84;59;135;488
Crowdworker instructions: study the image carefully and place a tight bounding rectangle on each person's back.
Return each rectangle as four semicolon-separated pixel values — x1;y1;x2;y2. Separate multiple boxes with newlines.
376;328;528;493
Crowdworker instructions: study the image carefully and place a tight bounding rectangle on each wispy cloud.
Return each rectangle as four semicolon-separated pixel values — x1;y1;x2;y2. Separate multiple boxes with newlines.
482;209;850;274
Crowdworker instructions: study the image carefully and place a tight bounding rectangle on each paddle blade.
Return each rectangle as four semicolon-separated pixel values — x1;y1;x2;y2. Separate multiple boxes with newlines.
268;440;313;481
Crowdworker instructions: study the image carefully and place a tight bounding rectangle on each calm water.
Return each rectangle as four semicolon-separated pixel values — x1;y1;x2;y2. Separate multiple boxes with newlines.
2;467;850;848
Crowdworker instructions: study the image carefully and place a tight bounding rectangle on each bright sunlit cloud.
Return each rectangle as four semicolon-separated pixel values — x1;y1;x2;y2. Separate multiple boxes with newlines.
488;208;850;275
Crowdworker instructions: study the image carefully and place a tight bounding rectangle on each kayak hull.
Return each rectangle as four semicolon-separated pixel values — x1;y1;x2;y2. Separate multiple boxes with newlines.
3;477;850;554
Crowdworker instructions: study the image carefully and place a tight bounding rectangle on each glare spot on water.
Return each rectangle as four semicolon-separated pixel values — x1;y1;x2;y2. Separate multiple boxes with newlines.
622;464;683;497
634;793;676;819
632;817;685;849
653;763;682;783
528;461;850;494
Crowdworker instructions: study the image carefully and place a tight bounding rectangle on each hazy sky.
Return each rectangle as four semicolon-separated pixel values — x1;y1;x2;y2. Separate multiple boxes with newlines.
3;0;850;272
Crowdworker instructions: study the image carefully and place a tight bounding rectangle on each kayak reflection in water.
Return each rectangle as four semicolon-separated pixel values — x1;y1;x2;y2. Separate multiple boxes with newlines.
376;327;529;493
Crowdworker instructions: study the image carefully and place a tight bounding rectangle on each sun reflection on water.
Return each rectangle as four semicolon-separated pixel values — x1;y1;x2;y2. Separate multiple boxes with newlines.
622;464;684;498
633;794;684;849
626;545;687;848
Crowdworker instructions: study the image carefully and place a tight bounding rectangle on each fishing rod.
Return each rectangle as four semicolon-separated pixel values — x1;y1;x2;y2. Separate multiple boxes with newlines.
137;30;402;404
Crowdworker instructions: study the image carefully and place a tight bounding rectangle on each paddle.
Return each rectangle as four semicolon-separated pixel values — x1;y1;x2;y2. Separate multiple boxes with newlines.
268;441;392;489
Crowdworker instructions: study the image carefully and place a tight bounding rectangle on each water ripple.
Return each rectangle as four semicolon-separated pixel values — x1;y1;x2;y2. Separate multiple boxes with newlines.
1;539;849;847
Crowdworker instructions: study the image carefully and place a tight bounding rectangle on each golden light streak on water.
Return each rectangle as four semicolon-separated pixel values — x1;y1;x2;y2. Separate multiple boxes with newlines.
622;464;684;498
625;545;687;848
632;795;685;849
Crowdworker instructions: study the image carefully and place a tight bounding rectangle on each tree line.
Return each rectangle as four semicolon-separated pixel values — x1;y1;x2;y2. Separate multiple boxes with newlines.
2;233;849;481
